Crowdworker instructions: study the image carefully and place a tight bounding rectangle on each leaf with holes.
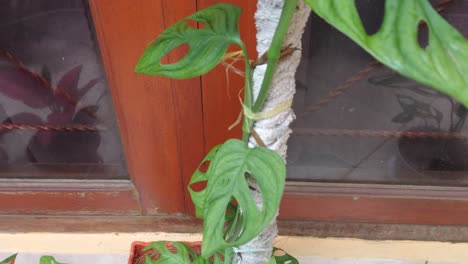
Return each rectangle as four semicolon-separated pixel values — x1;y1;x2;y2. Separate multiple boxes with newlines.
189;144;222;218
272;248;299;264
143;241;198;264
190;139;286;257
135;3;243;79
306;0;468;107
0;254;17;264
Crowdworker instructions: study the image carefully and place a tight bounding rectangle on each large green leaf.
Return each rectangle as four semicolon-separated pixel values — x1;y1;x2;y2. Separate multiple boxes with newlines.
306;0;468;107
189;139;286;257
135;4;243;79
143;241;198;264
0;254;17;264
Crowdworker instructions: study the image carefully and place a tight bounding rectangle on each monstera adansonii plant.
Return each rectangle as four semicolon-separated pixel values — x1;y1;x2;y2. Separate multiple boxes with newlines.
134;0;468;263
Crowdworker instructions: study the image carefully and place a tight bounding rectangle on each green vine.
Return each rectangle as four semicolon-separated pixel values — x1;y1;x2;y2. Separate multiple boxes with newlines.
240;42;254;143
134;0;468;263
241;0;298;142
251;0;297;113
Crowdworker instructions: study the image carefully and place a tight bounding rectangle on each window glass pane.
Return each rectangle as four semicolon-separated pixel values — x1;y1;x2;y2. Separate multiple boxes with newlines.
288;0;468;186
0;0;128;179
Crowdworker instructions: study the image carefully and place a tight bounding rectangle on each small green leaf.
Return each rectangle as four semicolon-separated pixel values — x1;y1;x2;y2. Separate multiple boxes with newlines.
190;139;286;257
306;0;468;107
39;256;66;264
272;248;299;264
143;241;197;264
0;254;17;264
135;3;243;79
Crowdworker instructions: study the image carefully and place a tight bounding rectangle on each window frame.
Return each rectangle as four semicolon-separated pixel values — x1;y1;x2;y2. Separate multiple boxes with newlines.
0;0;204;216
4;0;468;234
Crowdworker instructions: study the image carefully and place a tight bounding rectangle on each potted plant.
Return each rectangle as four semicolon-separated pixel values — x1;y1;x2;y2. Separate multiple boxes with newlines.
130;0;468;263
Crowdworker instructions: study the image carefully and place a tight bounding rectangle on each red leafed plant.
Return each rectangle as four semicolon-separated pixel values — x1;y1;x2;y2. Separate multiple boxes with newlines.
0;50;102;164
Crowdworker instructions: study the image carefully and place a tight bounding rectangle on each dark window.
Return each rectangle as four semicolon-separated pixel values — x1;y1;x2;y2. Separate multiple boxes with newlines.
0;0;128;179
288;0;468;186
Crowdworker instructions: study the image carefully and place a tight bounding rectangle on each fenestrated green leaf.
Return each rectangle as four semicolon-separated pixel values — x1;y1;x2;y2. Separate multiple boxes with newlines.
190;139;286;257
272;247;299;264
189;145;222;218
143;241;198;264
306;0;468;107
135;4;243;79
0;254;17;264
39;256;66;264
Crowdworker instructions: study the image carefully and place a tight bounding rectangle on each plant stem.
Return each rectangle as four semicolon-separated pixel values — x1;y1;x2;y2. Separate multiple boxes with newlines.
241;0;297;142
252;0;298;113
241;43;254;142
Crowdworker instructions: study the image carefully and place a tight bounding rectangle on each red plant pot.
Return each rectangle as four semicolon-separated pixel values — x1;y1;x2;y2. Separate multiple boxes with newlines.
128;241;202;264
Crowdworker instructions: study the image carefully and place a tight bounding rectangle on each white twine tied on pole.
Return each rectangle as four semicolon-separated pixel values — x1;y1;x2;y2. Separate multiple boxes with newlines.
232;247;273;264
233;247;272;254
228;98;293;132
243;99;293;122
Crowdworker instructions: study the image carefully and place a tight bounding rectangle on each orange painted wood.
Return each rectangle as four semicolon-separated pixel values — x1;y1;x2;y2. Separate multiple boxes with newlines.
199;0;257;150
160;1;207;214
0;180;140;215
90;0;203;215
0;190;140;215
279;193;468;225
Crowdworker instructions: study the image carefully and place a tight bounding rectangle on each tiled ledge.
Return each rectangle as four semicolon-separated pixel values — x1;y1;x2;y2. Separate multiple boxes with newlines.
1;254;467;264
2;233;468;263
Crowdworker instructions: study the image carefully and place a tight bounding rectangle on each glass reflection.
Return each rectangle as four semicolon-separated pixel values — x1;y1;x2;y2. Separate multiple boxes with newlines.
288;0;468;186
0;1;128;179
